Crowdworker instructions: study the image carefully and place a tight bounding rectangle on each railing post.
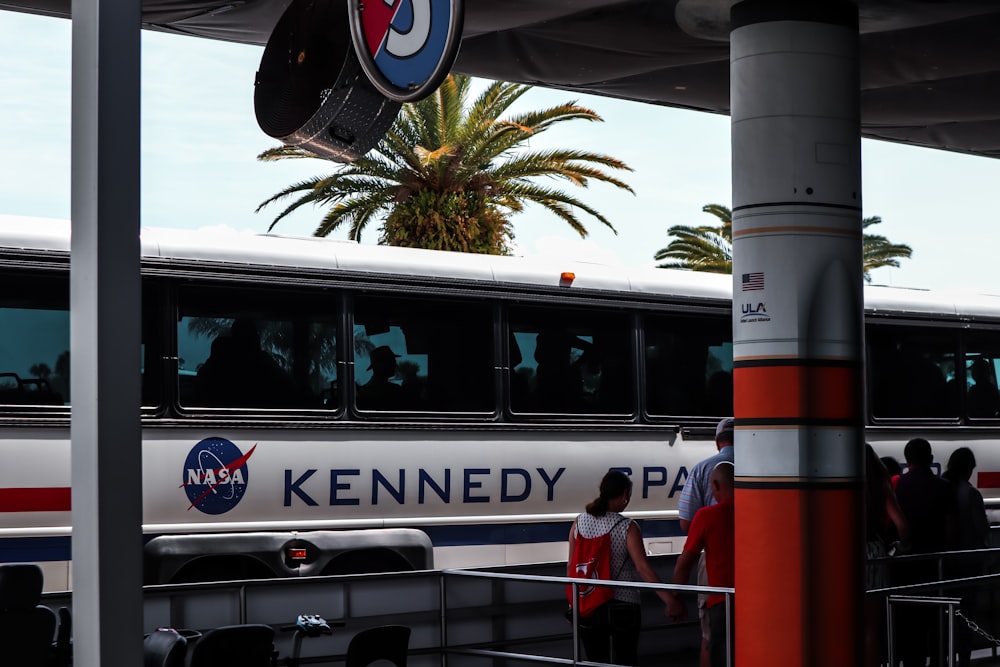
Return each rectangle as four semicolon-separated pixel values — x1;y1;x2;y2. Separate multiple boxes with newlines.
725;592;733;667
886;595;895;667
570;581;580;665
947;600;955;667
440;571;448;667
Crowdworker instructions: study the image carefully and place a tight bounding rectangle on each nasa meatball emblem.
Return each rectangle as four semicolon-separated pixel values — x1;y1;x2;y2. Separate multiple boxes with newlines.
181;438;256;514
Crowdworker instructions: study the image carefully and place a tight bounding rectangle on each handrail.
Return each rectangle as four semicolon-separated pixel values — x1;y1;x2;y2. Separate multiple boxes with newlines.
869;551;1000;666
885;595;962;667
441;567;734;667
441;566;734;596
869;545;1000;564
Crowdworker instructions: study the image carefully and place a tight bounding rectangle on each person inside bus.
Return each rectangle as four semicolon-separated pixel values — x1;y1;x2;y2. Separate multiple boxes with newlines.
665;461;735;667
508;335;533;412
705;370;733;416
966;357;1000;417
534;330;587;412
567;470;673;666
194;318;298;407
356;345;404;409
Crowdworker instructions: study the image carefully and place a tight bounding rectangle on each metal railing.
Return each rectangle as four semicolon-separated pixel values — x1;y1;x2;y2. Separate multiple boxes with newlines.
440;567;733;667
40;557;718;667
869;546;1000;667
37;544;1000;667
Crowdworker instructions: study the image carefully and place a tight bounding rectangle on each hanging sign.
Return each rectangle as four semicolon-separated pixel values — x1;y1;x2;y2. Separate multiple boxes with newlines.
349;0;464;102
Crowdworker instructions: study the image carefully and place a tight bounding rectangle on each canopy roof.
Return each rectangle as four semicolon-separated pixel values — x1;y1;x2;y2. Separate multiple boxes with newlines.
6;0;1000;157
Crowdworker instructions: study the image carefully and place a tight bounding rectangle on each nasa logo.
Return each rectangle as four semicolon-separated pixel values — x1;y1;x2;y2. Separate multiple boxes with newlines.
349;0;463;102
180;438;256;515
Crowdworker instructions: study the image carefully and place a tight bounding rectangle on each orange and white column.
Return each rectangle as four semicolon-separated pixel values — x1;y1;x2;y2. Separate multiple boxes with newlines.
730;2;865;665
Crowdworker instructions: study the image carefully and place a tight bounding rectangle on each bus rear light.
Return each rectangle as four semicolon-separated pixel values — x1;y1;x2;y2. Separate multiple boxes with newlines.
560;272;575;285
287;547;308;561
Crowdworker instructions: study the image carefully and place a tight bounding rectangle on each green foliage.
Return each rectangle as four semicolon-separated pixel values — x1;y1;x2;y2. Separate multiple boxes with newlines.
381;189;513;254
655;206;913;281
861;215;913;282
257;74;633;254
654;204;732;271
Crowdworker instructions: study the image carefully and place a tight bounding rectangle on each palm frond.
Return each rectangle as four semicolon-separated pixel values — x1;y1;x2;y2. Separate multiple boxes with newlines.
257;74;633;250
654;224;732;272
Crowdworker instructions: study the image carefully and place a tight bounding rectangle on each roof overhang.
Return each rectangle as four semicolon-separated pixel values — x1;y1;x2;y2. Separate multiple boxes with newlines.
4;0;1000;157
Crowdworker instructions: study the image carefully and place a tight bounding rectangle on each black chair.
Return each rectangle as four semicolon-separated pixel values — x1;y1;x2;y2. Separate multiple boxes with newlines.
0;563;57;667
186;623;276;667
144;628;188;667
345;625;410;667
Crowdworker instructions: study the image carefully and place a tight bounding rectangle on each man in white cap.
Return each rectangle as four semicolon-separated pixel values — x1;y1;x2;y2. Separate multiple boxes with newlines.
676;417;735;667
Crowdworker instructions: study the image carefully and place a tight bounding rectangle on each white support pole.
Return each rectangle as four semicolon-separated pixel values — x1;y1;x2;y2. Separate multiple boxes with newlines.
70;0;144;661
730;1;865;665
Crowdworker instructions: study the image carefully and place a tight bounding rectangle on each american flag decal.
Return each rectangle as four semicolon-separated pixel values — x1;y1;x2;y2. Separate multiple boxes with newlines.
742;272;765;291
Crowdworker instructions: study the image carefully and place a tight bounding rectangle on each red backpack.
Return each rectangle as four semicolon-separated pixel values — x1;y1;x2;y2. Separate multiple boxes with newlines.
566;517;626;618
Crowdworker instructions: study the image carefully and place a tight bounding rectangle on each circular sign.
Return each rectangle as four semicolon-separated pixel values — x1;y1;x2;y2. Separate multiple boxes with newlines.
181;438;255;515
349;0;464;102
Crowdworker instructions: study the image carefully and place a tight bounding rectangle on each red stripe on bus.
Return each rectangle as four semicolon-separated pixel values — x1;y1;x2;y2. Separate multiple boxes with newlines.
977;472;1000;488
0;488;71;512
734;364;860;420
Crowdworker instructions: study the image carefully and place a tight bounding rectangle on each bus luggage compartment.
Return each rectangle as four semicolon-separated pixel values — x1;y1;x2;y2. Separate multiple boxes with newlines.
143;528;433;584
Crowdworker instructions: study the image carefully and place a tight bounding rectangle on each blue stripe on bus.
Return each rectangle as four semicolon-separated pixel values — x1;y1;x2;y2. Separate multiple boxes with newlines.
0;536;71;562
421;518;684;546
0;519;683;562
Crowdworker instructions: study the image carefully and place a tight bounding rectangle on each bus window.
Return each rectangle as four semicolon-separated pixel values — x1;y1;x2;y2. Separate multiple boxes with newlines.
176;287;337;410
964;332;1000;419
643;314;732;418
508;306;633;416
0;272;69;407
353;296;495;414
867;324;958;419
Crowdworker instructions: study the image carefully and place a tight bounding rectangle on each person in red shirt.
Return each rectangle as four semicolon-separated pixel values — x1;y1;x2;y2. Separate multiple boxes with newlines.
665;462;735;667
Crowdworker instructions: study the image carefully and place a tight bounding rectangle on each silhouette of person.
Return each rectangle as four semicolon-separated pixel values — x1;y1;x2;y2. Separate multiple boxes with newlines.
357;345;403;409
864;444;908;667
194;319;298;407
706;370;733;416
534;331;587;412
880;455;903;491
967;358;1000;417
508;335;532;412
893;438;955;667
943;447;989;667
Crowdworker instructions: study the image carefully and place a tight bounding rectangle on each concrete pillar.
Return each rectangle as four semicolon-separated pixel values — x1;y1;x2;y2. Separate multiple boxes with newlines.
729;2;865;665
70;0;144;661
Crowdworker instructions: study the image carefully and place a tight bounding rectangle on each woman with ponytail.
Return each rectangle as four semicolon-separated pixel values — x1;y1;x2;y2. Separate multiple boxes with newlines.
568;470;672;665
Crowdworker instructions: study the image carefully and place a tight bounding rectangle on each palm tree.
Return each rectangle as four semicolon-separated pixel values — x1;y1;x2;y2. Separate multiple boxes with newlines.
655;206;912;281
862;215;913;282
654;204;732;271
257;75;634;254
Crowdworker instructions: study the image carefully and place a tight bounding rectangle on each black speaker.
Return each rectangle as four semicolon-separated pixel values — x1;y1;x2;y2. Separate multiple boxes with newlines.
254;0;402;163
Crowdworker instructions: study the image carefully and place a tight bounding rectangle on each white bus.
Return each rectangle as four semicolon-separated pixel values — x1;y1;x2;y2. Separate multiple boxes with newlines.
1;216;998;590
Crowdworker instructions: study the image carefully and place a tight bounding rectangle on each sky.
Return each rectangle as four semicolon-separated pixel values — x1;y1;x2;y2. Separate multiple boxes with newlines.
3;10;1000;293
